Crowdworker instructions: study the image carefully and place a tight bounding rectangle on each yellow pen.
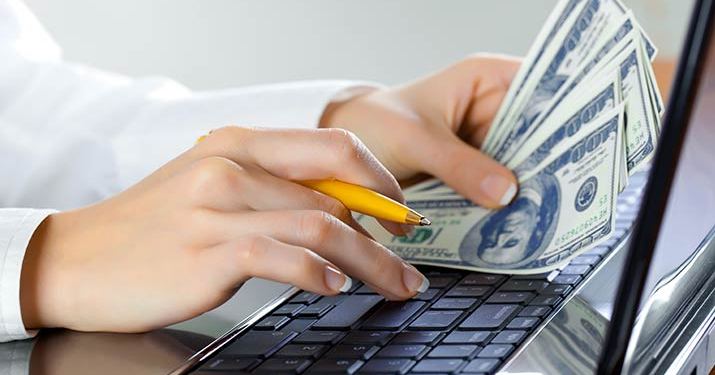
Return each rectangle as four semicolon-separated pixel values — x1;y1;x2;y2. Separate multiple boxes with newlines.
195;134;430;226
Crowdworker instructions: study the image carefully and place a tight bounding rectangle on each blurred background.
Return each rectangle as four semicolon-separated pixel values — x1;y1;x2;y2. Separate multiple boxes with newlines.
20;0;694;334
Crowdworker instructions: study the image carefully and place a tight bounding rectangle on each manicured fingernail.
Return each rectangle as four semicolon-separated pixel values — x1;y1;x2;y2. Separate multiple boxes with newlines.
400;224;415;236
325;265;352;293
402;263;429;293
481;174;517;206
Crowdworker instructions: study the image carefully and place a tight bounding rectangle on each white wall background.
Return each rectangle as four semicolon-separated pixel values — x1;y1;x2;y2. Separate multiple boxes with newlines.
19;0;696;333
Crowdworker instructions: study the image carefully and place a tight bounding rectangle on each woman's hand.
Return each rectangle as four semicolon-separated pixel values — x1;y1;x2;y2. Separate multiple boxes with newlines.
20;127;428;333
321;54;520;208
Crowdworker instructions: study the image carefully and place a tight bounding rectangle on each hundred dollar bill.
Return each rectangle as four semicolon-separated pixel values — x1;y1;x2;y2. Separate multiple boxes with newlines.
360;110;625;274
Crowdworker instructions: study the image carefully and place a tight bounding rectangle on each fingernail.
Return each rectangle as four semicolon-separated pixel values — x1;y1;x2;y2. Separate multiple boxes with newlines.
400;224;415;236
325;265;352;293
402;263;429;293
481;173;517;206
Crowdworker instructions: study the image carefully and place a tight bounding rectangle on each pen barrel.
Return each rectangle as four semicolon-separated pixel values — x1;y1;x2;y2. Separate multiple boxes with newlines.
299;180;409;223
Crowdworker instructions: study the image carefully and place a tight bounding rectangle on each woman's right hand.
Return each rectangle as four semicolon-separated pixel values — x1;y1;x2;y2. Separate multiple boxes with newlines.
20;127;429;333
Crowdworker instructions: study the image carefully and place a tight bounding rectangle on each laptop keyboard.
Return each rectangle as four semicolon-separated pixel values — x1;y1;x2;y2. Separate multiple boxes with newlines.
197;175;646;374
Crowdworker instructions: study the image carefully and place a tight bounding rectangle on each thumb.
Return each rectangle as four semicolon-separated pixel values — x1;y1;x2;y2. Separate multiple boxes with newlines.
415;132;518;209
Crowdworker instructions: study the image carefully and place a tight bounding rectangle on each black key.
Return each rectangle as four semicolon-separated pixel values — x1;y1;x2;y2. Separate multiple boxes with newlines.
485;292;534;304
560;265;591;275
408;310;462;330
460;304;520;330
442;331;492;345
432;297;478;310
426;275;458;288
275;344;328;359
506;317;540;330
585;246;610;256
518;306;551;318
446;285;491;298
255;315;290;330
552;275;582;285
360;358;414;374
290;291;321;304
477;344;513;359
376;344;428;359
355;284;378;294
203;357;260;371
512;270;560;282
275;304;305;317
569;255;601;265
410;359;465;373
343;331;394;345
297;304;333;318
283;319;316;333
460;274;505;286
309;358;363;374
462;358;501;373
326;344;379;360
392;331;443;345
346;281;363;293
362;301;425;330
540;285;572;296
490;330;526;345
529;295;562;306
427;344;479;359
412;288;441;301
254;358;311;374
498;280;548;292
312;295;383;330
222;331;296;358
294;331;344;344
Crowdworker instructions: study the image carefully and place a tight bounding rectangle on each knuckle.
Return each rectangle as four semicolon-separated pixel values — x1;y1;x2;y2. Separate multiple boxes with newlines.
238;235;270;267
200;126;256;151
299;210;338;245
319;196;351;223
186;157;244;199
325;128;364;163
371;251;400;284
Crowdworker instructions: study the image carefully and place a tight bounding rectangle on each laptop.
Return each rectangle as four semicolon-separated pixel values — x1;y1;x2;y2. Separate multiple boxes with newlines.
171;0;715;373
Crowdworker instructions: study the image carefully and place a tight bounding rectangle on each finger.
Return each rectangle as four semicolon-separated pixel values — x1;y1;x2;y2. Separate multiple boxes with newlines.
201;235;353;296
414;131;517;208
213;210;429;300
194;127;407;234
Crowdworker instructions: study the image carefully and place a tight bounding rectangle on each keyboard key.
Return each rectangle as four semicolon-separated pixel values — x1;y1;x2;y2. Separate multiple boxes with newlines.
346;281;363;293
254;358;311;374
511;270;559;282
485;292;534;304
529;295;562;306
446;285;491;298
222;331;296;358
343;331;394;345
312;295;383;330
309;358;363;374
498;280;549;292
460;305;520;330
426;275;458;288
585;246;610;256
560;264;591;275
477;344;513;359
355;284;378;294
442;331;492;345
203;357;260;371
459;274;505;286
490;330;527;345
297;303;333;318
255;315;290;330
275;304;305;317
518;306;551;318
412;288;441;301
569;255;601;265
361;301;425;330
408;310;462;330
392;331;443;345
410;359;465;373
360;358;414;374
275;344;328;359
326;344;379;360
540;285;572;296
376;344;428;359
290;291;321;304
432;297;479;310
462;358;501;373
427;344;479;359
283;319;316;333
294;331;345;344
506;317;540;330
552;275;582;285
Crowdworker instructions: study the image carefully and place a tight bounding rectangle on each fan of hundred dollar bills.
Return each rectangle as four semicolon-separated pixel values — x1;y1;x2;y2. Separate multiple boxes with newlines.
359;0;663;274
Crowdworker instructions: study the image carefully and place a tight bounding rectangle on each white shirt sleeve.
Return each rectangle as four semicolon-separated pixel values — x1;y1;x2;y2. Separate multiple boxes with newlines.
0;0;376;342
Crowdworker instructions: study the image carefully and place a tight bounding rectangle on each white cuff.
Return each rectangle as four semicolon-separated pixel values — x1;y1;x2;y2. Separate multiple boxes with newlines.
0;208;56;342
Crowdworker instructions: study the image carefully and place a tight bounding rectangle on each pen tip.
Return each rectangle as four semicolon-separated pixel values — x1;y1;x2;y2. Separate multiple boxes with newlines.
419;217;431;226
